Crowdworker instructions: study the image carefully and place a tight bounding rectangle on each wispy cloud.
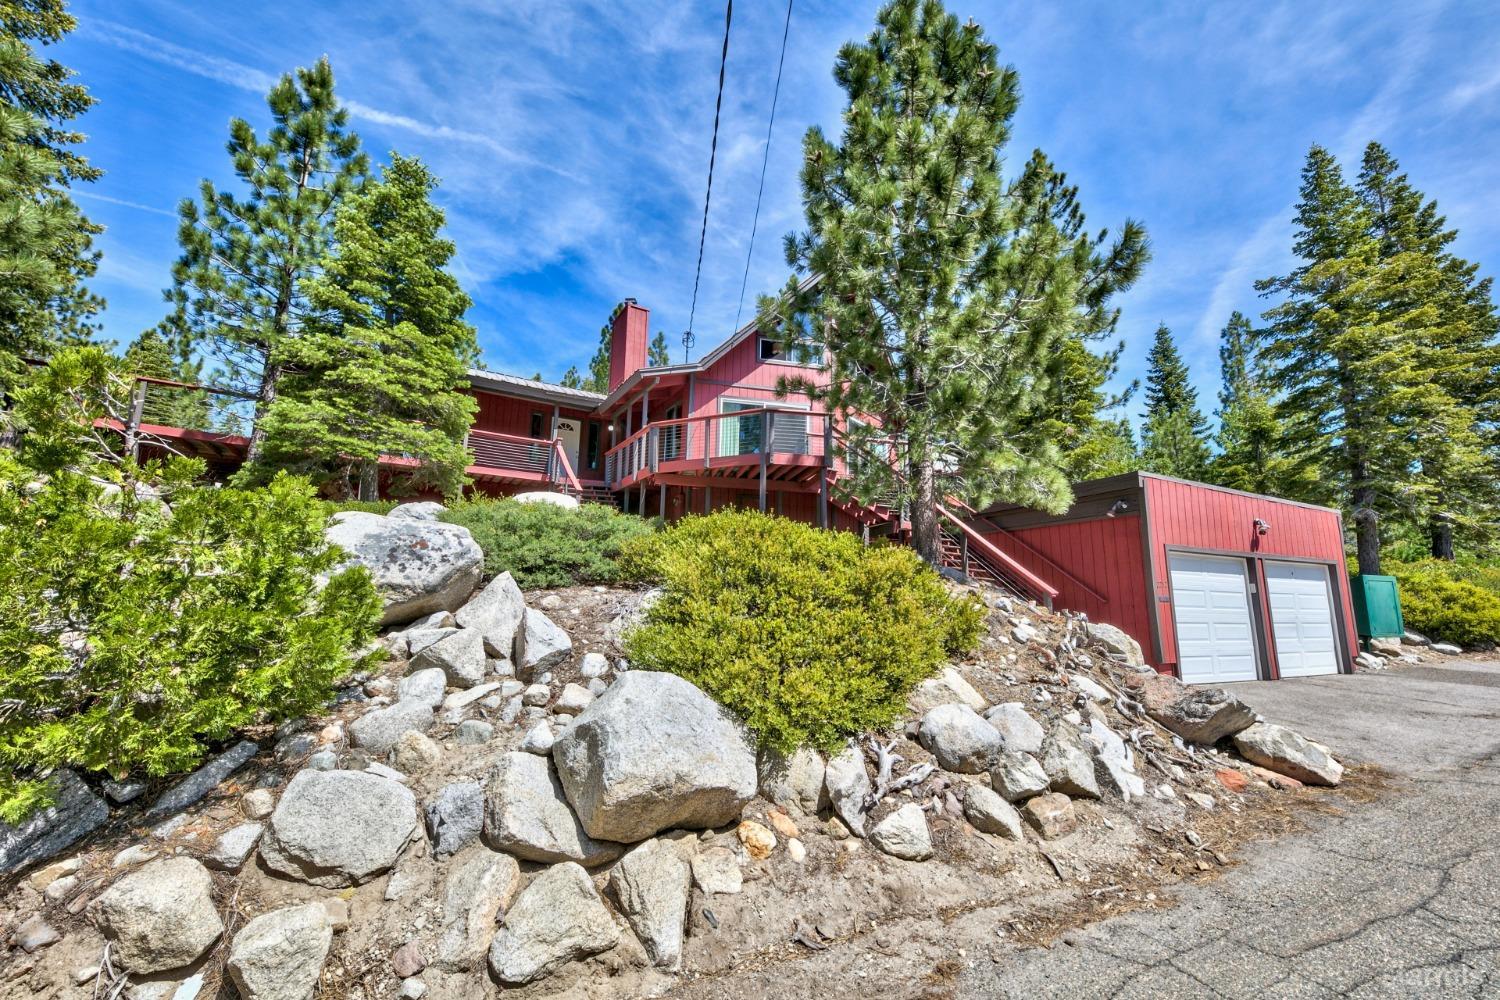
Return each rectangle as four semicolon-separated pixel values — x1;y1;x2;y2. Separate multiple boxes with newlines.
82;20;275;92
73;189;178;218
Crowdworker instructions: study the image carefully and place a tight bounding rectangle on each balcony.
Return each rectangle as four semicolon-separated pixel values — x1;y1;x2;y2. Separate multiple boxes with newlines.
605;407;835;492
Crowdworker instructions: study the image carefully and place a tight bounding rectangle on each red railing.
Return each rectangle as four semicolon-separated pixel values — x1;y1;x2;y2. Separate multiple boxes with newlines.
466;429;584;494
604;408;832;488
936;502;1061;608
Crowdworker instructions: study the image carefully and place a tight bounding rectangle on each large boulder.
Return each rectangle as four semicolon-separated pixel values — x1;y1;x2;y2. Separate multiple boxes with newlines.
0;770;108;875
482;752;623;866
1038;722;1100;800
517;608;573;677
259;770;418;887
962;785;1024;841
349;698;434;755
487;862;620;985
869;803;932;860
325;512;482;626
389;501;447;521
1232;723;1343;787
454;571;527;659
984;703;1045;755
1086;621;1146;667
145;740;259;818
918;703;1003;774
434;848;520;972
990;751;1050;802
1086;719;1146;800
1123;671;1257;745
551;671;757;843
512;491;580;509
425;781;484;858
409;628;487;688
824;745;872;836
226;902;333;1000
609;838;692;970
757;746;831;816
97;857;223;974
909;667;987;715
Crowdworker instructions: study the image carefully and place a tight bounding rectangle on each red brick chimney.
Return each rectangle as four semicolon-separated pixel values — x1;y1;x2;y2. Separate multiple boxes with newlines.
608;299;650;392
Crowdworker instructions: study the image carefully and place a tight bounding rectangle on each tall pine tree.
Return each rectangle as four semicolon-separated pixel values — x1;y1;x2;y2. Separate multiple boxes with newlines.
121;327;210;430
1355;142;1500;559
0;0;102;398
1139;324;1210;479
1209;311;1307;495
255;155;478;499
1257;145;1460;575
773;0;1147;561
162;58;367;466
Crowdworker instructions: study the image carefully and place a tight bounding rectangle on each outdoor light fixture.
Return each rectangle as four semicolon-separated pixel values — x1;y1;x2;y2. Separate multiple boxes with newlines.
1106;499;1130;517
1254;518;1271;535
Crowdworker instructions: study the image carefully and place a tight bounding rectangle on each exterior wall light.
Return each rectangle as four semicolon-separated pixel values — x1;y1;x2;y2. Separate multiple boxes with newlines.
1254;518;1270;535
1106;499;1130;517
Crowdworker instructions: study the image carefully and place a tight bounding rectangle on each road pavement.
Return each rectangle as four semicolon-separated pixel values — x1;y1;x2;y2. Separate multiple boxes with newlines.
963;658;1500;998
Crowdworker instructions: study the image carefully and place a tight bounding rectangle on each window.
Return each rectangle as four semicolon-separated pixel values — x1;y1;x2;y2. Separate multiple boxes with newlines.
758;336;787;362
718;399;809;457
529;411;545;439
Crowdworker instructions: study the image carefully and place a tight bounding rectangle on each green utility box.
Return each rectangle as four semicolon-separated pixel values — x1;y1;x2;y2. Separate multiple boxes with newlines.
1351;574;1404;638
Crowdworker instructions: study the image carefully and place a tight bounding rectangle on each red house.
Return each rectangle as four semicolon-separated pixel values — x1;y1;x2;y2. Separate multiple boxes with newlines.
973;473;1359;683
111;301;1358;684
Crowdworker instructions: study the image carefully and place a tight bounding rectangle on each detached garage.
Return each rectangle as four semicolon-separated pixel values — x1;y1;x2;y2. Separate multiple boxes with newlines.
973;472;1358;683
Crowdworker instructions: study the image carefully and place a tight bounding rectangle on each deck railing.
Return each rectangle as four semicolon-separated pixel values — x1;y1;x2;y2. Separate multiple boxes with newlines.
604;408;832;488
465;429;583;494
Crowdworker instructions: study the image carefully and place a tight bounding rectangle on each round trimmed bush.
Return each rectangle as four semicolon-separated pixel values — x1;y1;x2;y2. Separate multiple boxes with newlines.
619;510;984;752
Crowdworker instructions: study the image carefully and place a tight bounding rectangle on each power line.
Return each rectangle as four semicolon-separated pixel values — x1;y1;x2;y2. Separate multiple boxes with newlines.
734;0;794;335
685;0;734;351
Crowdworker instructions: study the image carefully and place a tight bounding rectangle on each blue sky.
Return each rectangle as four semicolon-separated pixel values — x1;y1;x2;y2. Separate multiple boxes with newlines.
57;0;1500;422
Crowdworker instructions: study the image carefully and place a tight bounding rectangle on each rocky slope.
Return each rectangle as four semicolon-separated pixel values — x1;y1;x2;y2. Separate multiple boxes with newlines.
1;501;1357;1000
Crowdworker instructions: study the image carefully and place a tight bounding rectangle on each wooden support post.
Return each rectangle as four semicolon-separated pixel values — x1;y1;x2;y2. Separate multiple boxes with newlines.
704;485;711;515
639;479;647;517
125;380;148;460
819;417;832;530
961;534;971;579
759;410;771;513
659;484;667;522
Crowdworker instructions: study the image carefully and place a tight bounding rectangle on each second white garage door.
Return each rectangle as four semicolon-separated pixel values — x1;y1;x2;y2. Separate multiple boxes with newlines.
1169;553;1259;684
1264;560;1340;677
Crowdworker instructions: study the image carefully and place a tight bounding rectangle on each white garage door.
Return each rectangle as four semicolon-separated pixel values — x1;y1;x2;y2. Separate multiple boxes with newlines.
1169;553;1259;684
1265;561;1340;677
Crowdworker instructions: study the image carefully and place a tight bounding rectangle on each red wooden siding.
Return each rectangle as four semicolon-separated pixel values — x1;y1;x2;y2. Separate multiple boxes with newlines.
1144;476;1357;674
688;335;828;420
979;514;1154;662
469;391;595;440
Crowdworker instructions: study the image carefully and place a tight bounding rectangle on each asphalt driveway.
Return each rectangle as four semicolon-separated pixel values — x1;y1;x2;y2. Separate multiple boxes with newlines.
965;658;1500;999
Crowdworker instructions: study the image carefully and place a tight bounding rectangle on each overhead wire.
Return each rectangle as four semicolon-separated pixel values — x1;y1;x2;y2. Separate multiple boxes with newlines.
685;0;734;349
733;0;795;335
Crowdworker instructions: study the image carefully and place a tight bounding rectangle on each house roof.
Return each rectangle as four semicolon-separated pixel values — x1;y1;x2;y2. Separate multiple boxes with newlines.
466;369;606;409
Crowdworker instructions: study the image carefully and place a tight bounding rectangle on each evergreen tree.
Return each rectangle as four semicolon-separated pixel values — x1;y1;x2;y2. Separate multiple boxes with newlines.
1355;142;1500;559
163;58;367;466
121;327;210;430
0;0;102;396
648;330;670;367
559;366;583;389
1209;311;1309;495
773;0;1147;561
255;155;478;499
1257;145;1460;575
1138;324;1210;479
1047;333;1141;481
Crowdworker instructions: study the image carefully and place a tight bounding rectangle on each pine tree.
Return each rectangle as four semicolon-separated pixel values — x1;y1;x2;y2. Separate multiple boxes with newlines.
0;0;102;397
255;155;478;499
1208;311;1309;496
1046;333;1141;481
1138;324;1210;479
1257;145;1460;575
1356;142;1500;559
163;58;367;466
559;366;583;389
773;0;1147;561
648;330;670;367
121;327;210;430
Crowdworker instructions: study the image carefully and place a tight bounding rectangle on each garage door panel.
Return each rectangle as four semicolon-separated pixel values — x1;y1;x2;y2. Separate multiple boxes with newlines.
1169;554;1259;685
1265;561;1339;677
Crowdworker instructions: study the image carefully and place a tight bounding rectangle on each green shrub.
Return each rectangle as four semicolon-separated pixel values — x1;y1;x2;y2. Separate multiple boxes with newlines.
1387;560;1500;647
619;510;985;753
0;349;383;819
441;497;658;590
0;455;381;821
323;498;398;516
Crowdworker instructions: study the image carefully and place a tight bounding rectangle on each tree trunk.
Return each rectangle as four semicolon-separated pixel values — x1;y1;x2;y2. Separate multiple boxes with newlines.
1429;514;1455;561
244;362;280;467
358;460;379;502
1351;467;1381;576
910;456;941;566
